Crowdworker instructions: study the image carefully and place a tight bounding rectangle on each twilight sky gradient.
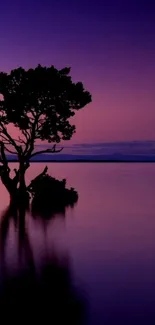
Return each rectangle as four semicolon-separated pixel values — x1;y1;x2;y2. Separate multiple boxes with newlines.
0;0;155;144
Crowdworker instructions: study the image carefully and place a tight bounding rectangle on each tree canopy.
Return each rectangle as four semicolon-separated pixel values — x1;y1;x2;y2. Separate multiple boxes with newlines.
0;64;91;159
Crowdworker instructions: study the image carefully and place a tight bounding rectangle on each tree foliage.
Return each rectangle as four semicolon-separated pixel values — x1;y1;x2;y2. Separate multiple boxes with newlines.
0;64;91;159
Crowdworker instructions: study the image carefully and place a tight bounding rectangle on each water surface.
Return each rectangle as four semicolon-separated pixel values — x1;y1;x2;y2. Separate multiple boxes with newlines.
0;163;155;324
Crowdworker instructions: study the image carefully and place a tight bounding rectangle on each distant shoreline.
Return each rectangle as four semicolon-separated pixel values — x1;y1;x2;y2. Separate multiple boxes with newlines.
7;160;155;163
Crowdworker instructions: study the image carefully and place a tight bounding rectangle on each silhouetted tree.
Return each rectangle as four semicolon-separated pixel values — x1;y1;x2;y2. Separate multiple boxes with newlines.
0;65;91;204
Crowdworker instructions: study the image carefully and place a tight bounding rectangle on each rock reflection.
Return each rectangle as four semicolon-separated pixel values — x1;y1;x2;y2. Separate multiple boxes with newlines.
0;202;86;325
31;197;67;220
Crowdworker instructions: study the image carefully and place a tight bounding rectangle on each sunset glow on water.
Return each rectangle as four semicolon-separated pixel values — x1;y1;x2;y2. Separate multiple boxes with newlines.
0;163;155;324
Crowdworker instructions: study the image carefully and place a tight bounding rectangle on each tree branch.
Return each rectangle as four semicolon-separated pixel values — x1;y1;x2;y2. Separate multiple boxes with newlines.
12;168;20;185
24;115;39;157
0;142;10;171
4;146;17;155
30;145;63;159
0;134;26;146
0;134;10;143
17;136;27;145
0;123;20;153
22;129;30;142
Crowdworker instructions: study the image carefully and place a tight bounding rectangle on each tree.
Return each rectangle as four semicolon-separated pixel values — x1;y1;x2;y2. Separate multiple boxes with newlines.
0;64;91;204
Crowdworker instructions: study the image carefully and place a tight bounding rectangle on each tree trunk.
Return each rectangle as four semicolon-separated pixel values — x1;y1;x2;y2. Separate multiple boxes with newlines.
0;168;17;198
19;160;26;192
0;163;29;207
17;160;29;205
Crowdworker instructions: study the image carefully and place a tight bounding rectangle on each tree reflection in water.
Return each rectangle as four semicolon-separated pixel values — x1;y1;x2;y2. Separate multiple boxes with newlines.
0;201;87;325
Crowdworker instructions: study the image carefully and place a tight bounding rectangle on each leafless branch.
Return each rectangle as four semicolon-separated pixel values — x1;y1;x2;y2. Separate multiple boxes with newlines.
1;141;10;145
24;114;41;156
22;129;30;141
4;146;17;155
30;145;63;158
0;123;19;153
18;136;27;145
0;134;10;143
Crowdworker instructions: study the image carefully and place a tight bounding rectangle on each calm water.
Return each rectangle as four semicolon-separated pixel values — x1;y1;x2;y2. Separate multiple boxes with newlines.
0;163;155;324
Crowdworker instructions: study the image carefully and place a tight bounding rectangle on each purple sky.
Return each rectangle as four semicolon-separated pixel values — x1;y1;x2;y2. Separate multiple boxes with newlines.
0;0;155;144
